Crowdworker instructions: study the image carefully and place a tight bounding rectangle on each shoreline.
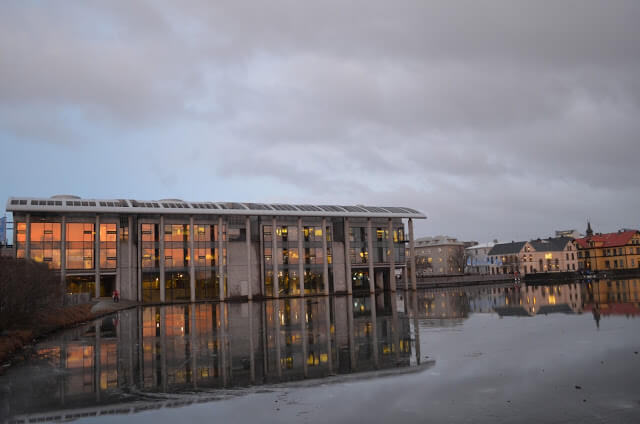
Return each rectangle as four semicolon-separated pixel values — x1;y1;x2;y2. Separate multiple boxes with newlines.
0;299;138;370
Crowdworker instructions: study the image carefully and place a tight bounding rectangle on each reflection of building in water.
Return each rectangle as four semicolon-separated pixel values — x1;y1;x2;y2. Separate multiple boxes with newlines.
2;294;418;421
494;283;584;316
582;278;640;317
413;283;586;319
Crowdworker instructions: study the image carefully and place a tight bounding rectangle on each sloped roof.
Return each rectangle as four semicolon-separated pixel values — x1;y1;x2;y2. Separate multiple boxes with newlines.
488;241;526;256
529;237;573;252
575;230;638;249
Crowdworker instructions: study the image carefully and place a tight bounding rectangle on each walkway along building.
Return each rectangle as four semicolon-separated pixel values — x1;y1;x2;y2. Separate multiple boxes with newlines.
6;196;426;302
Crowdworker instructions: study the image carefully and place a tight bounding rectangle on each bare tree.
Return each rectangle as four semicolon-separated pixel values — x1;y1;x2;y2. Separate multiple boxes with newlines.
448;246;466;275
0;257;62;332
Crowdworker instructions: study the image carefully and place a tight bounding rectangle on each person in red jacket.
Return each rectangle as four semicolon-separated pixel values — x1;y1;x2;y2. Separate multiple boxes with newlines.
112;289;119;303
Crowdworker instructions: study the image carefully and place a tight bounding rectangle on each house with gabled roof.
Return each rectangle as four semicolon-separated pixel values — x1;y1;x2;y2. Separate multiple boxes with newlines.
575;224;640;271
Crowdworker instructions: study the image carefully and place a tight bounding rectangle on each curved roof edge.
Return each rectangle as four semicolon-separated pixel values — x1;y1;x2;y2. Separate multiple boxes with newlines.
5;196;427;219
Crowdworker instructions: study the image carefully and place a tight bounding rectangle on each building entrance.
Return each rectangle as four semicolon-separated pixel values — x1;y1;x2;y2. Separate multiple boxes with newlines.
100;275;116;297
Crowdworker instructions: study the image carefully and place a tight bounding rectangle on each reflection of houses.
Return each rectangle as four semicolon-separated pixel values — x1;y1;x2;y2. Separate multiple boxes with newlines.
7;196;425;301
2;294;417;421
575;225;640;272
494;283;584;316
465;241;495;275
582;278;640;317
413;235;466;276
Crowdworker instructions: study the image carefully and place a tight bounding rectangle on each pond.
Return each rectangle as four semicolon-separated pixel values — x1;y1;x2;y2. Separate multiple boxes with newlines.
1;278;639;423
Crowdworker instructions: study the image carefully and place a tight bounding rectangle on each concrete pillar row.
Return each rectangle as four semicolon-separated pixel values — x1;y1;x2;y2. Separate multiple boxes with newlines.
159;216;166;303
322;217;329;295
271;216;279;298
344;218;352;295
189;216;196;302
409;218;417;291
367;218;375;295
297;217;304;296
95;215;101;298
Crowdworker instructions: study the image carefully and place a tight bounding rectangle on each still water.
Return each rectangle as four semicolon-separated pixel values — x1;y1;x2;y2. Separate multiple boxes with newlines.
1;278;640;423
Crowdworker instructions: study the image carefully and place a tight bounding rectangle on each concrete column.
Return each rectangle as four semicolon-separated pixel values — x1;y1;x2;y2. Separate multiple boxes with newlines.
271;217;279;298
409;219;417;291
218;217;225;301
159;216;166;303
95;215;101;298
246;216;252;300
298;217;304;297
190;304;197;388
128;216;133;300
301;298;308;377
94;318;101;401
248;301;255;383
411;291;421;365
160;307;167;392
322;217;329;295
136;220;142;302
347;295;355;371
388;219;396;292
370;292;378;368
274;299;282;377
344;218;352;295
25;213;31;259
189;216;196;302
61;215;66;288
367;218;375;295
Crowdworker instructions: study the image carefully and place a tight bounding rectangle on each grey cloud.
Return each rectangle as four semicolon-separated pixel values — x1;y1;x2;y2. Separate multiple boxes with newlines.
1;0;640;241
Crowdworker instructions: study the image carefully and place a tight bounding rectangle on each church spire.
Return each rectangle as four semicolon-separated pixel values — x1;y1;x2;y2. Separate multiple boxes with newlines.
586;220;593;237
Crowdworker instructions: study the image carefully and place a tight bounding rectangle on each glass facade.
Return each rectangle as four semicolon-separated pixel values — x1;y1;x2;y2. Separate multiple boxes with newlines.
30;222;61;269
264;223;333;296
142;272;160;303
66;275;95;296
66;223;95;269
100;223;117;269
16;222;26;259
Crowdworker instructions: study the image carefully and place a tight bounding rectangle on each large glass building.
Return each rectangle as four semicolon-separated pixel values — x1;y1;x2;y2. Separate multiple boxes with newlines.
6;195;426;302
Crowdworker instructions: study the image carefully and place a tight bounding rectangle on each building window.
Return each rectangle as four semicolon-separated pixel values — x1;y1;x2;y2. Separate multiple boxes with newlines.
66;223;94;270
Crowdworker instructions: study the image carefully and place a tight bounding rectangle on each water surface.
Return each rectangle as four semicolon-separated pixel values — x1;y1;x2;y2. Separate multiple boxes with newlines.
1;278;639;423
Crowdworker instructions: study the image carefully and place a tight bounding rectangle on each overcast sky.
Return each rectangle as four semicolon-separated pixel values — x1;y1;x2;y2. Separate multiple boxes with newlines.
1;0;639;242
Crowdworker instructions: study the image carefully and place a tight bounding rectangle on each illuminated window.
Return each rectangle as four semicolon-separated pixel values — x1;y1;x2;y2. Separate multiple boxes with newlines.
66;223;94;270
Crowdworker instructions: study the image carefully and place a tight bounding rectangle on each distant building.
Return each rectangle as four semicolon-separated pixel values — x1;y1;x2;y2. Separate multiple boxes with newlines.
465;241;496;274
487;241;526;275
575;224;640;272
0;215;6;245
488;237;578;275
413;235;466;276
522;237;578;274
